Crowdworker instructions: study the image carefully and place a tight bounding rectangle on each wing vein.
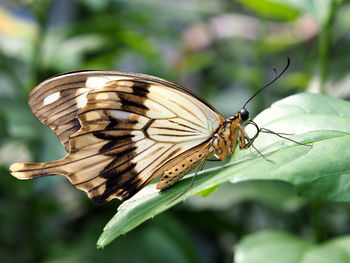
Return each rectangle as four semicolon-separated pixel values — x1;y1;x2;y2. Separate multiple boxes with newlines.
78;140;158;187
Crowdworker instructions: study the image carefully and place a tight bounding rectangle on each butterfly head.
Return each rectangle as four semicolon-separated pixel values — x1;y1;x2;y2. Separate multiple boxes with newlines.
239;108;249;122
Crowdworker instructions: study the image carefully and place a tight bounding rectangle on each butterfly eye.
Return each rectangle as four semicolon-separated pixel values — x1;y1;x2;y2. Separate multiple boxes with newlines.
240;108;249;121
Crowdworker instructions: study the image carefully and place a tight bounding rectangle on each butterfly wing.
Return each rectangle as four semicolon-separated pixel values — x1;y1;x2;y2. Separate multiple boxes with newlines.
28;72;90;151
10;71;223;204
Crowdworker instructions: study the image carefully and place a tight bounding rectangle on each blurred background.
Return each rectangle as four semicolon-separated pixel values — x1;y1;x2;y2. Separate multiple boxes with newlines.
1;0;350;262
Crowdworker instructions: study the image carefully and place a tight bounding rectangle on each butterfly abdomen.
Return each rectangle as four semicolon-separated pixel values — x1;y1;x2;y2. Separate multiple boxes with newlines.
156;147;210;189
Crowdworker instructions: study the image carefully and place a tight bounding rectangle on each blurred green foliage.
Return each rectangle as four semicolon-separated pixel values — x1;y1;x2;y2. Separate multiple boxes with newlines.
235;230;350;263
1;0;350;262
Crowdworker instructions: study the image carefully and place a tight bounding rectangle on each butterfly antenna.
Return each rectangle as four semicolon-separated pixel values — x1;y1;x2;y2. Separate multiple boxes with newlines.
242;57;290;109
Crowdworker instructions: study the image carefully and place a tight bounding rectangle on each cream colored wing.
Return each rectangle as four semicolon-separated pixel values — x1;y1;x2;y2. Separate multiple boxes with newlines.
10;71;223;204
28;72;90;151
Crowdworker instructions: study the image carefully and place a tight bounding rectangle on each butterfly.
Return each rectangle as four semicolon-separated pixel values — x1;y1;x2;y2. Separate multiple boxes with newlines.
9;59;290;205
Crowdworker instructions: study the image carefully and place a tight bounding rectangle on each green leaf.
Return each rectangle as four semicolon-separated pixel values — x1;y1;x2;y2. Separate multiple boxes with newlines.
234;230;313;263
197;184;220;198
237;0;333;24
237;0;300;21
278;0;333;24
97;93;350;247
234;230;350;263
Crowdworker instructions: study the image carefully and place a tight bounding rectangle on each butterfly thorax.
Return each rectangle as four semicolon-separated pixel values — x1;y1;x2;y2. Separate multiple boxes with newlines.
211;113;247;161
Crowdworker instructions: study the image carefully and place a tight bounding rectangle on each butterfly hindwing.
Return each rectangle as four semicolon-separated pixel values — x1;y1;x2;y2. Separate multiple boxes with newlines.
10;71;223;204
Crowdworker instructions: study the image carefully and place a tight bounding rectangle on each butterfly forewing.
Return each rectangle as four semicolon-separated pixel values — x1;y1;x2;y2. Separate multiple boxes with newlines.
11;71;223;204
28;74;90;151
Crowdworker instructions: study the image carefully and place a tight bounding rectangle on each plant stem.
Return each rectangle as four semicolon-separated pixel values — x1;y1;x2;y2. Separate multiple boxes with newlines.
318;0;341;94
311;199;326;242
